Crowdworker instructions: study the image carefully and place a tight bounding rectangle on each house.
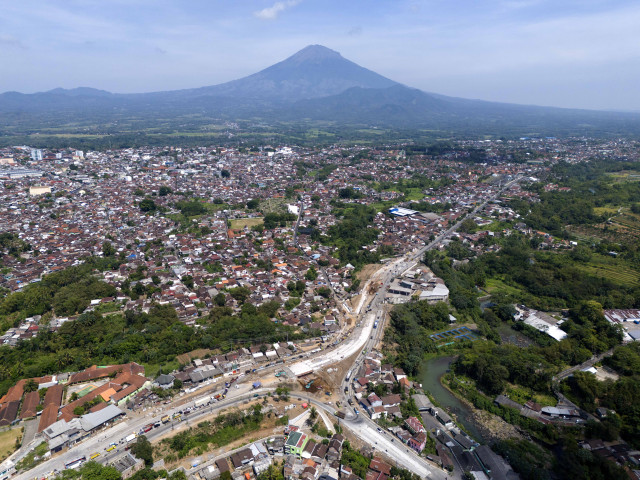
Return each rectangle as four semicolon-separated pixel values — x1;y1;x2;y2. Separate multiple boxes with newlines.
404;416;425;435
284;431;309;457
230;448;254;468
408;432;427;453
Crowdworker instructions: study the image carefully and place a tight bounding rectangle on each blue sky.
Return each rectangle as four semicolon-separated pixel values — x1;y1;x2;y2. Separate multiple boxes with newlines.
1;0;639;110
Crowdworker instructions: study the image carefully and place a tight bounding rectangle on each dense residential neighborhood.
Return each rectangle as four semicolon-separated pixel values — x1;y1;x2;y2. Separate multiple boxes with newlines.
2;138;640;480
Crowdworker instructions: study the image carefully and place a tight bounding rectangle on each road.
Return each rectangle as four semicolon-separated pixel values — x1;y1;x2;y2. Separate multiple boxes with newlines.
14;176;523;480
550;347;616;421
18;383;261;480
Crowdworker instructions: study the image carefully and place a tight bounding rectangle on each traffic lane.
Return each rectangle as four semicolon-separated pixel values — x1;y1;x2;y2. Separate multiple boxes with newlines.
342;419;442;479
17;388;271;480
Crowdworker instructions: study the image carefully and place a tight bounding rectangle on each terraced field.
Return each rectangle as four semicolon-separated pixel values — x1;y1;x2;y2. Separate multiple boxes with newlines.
576;254;640;286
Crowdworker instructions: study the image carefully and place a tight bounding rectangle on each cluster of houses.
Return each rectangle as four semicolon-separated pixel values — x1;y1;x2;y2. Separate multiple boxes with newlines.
0;142;544;327
347;349;517;479
0;363;148;449
188;431;353;480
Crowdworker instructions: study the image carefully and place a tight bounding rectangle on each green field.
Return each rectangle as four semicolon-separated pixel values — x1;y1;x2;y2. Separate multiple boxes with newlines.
0;428;20;463
403;188;425;201
593;206;619;215
230;218;264;229
485;277;527;297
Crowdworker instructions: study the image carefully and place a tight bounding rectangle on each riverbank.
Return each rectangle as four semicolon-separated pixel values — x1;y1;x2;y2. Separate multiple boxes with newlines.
419;355;524;444
440;374;524;443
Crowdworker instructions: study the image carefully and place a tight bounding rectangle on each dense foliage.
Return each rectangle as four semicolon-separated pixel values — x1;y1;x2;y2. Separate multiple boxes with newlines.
164;405;264;458
563;342;640;447
0;296;302;395
386;301;451;375
0;257;122;334
325;202;379;269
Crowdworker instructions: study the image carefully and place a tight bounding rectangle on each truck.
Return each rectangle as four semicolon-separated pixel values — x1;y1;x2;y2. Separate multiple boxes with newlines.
125;433;137;443
65;456;86;470
194;397;210;408
161;415;170;424
335;410;346;419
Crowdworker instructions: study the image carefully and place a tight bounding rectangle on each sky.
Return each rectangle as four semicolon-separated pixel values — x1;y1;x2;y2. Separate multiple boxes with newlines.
1;0;639;111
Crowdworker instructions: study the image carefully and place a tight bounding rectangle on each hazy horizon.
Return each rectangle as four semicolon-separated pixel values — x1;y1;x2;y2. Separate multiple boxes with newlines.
2;0;640;111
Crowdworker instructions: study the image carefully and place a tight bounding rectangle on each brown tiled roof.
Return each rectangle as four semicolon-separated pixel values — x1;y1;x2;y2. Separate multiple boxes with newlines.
38;404;59;432
20;391;40;419
67;363;145;384
0;379;26;405
43;385;63;407
0;401;20;426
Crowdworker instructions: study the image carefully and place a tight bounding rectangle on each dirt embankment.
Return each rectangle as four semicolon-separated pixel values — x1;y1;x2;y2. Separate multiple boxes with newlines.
441;379;524;443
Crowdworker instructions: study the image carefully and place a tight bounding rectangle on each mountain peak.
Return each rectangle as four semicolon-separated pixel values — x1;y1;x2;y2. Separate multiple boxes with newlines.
285;45;342;63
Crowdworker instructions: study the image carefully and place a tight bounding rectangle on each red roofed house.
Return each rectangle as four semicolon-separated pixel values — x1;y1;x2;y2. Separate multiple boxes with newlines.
404;416;425;435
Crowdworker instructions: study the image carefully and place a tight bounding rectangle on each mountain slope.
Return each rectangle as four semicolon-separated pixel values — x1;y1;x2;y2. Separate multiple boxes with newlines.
169;45;399;101
1;44;640;139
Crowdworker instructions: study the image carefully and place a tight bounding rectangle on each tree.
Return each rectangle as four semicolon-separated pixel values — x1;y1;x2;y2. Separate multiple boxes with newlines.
131;435;154;466
139;197;156;213
246;199;260;209
68;462;121;480
257;463;284;480
221;169;230;178
173;379;183;390
459;218;477;234
158;186;172;196
102;241;116;257
24;379;38;393
214;292;226;307
305;267;318;281
181;275;194;290
229;287;251;304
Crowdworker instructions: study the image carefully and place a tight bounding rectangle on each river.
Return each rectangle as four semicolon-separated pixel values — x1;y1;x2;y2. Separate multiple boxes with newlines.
418;355;486;442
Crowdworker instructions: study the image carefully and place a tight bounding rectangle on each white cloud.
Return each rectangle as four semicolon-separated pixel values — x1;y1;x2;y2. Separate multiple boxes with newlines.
254;0;300;20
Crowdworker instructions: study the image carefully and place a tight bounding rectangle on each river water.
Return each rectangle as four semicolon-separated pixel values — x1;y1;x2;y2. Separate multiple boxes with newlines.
417;355;486;442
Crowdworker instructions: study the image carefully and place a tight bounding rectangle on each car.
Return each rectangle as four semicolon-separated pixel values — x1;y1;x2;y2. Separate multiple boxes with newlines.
377;427;382;432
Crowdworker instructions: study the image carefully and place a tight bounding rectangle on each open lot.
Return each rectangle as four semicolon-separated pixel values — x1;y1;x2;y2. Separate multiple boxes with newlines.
229;218;264;229
0;427;21;463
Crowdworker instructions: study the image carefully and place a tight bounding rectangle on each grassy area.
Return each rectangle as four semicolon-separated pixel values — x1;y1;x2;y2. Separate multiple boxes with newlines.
607;170;640;182
485;278;527;297
230;218;263;229
370;200;396;213
484;220;513;232
593;206;619;215
0;428;20;463
403;188;425;202
506;385;557;407
612;212;640;234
